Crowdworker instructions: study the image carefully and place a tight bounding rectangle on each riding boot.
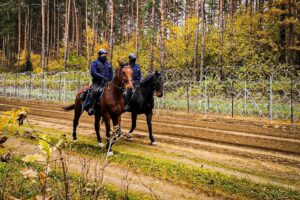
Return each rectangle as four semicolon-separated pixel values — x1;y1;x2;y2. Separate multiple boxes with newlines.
79;91;87;100
88;84;103;116
88;99;96;116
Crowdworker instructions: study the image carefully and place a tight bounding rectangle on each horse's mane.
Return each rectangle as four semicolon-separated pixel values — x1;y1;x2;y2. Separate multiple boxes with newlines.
140;73;154;87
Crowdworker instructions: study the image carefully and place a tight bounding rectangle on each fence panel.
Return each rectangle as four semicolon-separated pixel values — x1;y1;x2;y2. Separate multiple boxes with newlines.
0;70;299;122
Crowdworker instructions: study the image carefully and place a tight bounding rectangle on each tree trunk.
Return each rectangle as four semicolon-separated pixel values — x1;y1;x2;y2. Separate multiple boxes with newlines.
149;0;155;72
121;0;125;46
136;0;139;58
288;0;294;65
54;0;56;59
85;0;90;68
184;0;188;23
24;7;27;54
109;0;114;60
63;0;71;71
46;0;50;70
56;1;60;59
219;0;223;45
200;0;205;81
17;0;21;72
160;0;165;71
91;0;97;54
73;0;79;56
41;0;45;72
193;0;200;77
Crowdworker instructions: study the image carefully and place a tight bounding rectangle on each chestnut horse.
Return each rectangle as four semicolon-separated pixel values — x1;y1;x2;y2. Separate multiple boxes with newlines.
63;61;133;154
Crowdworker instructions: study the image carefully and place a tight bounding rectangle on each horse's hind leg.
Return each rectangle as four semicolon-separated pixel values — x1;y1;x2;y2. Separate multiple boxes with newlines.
94;112;104;148
72;102;82;141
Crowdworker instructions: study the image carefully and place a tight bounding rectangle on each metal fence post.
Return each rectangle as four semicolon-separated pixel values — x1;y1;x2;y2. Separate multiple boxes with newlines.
16;73;19;97
231;80;234;118
269;75;273;121
244;81;247;115
186;83;190;113
29;73;32;99
63;74;66;102
204;77;208;117
290;73;294;124
3;74;6;96
59;72;62;102
43;74;47;100
14;73;17;97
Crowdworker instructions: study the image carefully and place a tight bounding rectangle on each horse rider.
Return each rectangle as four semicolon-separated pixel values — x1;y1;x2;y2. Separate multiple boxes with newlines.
82;49;113;116
123;53;142;112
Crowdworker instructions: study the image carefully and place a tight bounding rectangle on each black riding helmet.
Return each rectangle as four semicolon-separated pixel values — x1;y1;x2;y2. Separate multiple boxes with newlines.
128;53;136;63
98;49;108;56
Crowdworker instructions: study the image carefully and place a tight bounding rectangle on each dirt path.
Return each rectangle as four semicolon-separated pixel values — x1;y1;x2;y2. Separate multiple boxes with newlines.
0;99;300;154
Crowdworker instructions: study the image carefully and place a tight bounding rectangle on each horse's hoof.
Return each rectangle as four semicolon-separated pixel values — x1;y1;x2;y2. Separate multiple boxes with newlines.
72;138;78;142
98;142;104;148
151;142;157;146
107;151;114;157
126;132;133;141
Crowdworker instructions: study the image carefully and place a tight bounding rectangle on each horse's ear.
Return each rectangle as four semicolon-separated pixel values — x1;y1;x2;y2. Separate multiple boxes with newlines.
118;59;125;67
155;70;159;76
118;59;128;68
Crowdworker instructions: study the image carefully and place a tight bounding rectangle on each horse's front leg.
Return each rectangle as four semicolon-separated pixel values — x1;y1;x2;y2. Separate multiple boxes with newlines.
146;112;156;146
72;101;82;141
94;112;104;148
103;115;113;154
106;115;122;155
129;112;137;133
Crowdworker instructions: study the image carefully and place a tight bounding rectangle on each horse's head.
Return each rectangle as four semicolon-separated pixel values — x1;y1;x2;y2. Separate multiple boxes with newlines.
117;59;133;90
153;70;164;97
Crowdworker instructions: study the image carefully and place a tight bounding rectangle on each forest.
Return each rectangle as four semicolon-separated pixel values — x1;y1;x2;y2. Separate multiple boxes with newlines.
0;0;299;80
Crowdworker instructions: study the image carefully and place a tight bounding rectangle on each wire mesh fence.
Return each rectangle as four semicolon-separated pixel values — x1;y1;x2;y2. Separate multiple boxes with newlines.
0;67;299;123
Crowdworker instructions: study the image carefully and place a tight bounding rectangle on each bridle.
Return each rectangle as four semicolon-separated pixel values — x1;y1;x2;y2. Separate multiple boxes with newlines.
110;66;132;91
141;74;163;95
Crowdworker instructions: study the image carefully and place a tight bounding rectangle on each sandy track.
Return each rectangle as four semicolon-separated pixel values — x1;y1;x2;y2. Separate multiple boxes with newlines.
0;97;299;154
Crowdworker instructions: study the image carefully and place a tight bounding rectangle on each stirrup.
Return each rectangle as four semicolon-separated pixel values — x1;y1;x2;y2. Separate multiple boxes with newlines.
88;108;95;116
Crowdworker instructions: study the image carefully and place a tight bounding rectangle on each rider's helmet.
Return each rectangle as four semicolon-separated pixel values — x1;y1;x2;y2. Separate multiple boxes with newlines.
98;49;108;55
128;53;137;62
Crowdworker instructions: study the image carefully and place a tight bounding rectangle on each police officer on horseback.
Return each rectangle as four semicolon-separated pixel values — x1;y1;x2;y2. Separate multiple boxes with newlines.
82;49;113;116
124;53;142;112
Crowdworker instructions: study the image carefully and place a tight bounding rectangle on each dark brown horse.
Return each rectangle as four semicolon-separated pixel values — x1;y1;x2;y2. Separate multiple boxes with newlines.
63;60;133;154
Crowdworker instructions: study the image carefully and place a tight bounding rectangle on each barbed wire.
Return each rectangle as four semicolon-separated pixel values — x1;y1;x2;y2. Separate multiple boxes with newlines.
0;67;299;122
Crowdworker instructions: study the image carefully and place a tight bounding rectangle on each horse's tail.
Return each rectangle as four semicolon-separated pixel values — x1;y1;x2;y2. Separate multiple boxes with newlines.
62;104;75;111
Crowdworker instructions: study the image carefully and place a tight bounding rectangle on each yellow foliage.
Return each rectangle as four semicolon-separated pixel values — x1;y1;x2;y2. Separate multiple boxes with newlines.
18;50;42;73
0;107;30;133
